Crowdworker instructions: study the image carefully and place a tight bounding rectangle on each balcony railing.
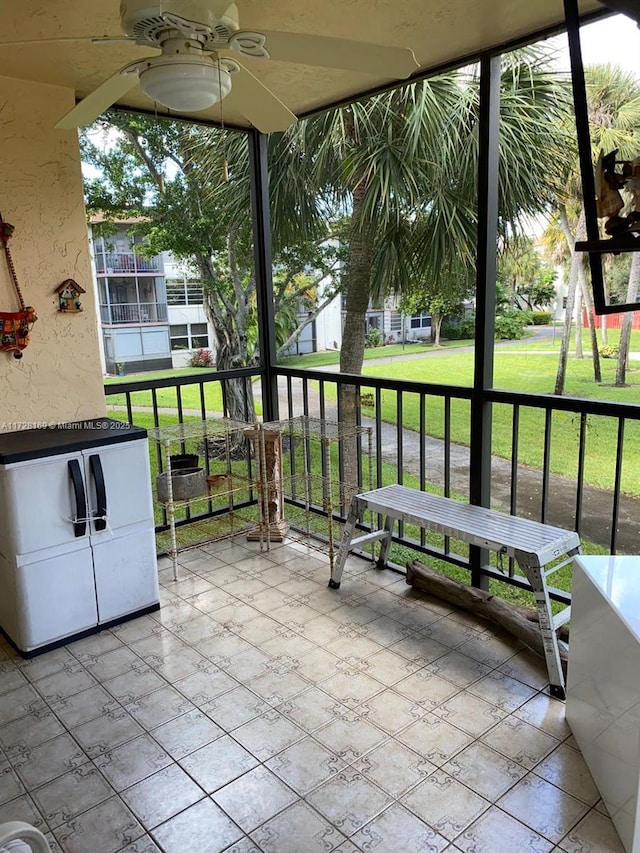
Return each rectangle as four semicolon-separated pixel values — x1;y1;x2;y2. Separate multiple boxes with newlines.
100;302;168;324
104;365;640;609
95;251;161;274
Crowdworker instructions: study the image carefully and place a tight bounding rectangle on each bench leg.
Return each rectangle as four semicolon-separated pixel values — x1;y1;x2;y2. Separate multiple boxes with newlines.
329;497;359;589
376;515;395;569
521;561;566;699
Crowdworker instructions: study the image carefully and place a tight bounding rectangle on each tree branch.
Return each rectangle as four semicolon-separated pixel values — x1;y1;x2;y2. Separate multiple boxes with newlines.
276;290;339;358
122;129;166;194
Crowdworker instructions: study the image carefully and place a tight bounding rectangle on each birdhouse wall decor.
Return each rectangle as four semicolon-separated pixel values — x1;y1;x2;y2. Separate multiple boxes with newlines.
55;279;85;313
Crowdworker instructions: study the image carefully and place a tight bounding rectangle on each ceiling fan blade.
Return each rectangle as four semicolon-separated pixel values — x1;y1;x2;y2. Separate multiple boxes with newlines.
55;65;141;129
597;0;640;24
0;36;119;47
255;30;419;79
225;63;297;133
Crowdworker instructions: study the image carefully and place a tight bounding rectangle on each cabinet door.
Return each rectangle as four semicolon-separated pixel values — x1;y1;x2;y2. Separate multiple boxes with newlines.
92;527;159;623
0;452;86;556
12;548;98;652
84;438;154;539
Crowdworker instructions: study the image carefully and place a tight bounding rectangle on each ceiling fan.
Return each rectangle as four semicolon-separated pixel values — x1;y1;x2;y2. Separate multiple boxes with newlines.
51;0;419;134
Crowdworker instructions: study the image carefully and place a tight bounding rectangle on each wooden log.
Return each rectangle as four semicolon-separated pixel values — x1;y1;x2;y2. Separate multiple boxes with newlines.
406;560;568;670
510;602;569;644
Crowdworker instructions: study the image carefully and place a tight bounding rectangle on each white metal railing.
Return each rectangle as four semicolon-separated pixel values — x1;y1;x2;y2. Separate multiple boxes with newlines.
95;252;161;274
100;302;168;324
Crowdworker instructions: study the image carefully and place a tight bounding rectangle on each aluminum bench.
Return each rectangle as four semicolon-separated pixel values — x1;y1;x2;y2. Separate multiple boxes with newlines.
330;484;582;699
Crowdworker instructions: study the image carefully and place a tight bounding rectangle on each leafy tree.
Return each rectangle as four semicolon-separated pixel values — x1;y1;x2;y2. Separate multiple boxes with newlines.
401;271;473;346
497;236;557;310
84;47;571;441
606;253;633;304
82;113;334;420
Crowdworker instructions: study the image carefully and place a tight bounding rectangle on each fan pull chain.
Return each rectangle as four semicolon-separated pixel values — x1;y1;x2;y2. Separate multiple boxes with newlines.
217;61;229;182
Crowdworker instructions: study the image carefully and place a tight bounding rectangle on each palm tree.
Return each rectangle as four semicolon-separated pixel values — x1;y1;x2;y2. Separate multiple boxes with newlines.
287;50;569;380
209;50;562;487
271;50;571;483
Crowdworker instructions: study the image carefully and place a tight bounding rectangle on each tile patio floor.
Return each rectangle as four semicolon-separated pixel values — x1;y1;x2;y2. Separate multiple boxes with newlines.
0;536;625;853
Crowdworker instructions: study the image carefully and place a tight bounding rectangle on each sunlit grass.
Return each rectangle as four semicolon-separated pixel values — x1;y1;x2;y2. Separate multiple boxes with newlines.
355;352;640;495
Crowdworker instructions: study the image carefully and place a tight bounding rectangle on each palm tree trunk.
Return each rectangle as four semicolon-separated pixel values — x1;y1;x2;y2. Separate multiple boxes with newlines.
558;204;600;381
578;263;601;383
339;181;374;489
615;252;640;386
340;193;373;376
434;315;443;346
555;207;585;395
574;284;583;359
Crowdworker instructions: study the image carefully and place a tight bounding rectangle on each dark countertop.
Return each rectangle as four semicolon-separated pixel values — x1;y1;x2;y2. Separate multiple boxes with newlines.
0;418;147;464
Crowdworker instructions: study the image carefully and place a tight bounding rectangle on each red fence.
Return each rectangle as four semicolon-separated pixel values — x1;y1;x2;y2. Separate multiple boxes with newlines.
583;309;640;329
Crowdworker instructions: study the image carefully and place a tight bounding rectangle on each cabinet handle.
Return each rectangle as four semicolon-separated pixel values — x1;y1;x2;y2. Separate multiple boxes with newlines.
67;459;87;537
89;454;108;531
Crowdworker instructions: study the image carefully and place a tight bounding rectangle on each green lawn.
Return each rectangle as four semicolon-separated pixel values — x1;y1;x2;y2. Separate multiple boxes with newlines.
505;327;640;354
105;375;226;415
279;338;475;369
104;367;211;384
359;346;640;398
354;352;640;496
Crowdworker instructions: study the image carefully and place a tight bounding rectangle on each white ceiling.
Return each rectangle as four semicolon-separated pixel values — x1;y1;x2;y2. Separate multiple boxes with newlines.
0;0;607;130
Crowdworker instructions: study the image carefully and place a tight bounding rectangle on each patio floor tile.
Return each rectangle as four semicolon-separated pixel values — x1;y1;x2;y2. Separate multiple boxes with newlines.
211;765;298;833
0;537;622;852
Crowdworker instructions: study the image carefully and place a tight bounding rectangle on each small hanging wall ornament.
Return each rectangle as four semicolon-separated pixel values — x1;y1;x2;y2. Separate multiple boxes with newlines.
55;278;85;312
0;216;37;359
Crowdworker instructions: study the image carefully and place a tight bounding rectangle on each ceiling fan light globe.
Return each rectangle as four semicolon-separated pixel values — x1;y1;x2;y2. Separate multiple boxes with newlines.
139;59;232;112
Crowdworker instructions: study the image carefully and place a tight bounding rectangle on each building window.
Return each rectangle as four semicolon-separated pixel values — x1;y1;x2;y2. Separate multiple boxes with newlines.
190;323;209;348
170;322;210;351
389;313;403;332
410;314;431;329
166;280;204;305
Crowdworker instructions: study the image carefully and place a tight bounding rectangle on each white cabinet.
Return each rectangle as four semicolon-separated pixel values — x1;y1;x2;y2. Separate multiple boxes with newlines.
566;555;640;852
0;419;159;655
10;548;98;651
92;527;158;623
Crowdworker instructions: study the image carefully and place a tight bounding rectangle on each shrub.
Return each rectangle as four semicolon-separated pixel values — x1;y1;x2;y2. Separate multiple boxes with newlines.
189;348;215;368
531;311;553;325
599;344;619;359
365;327;384;348
494;311;526;340
441;315;476;340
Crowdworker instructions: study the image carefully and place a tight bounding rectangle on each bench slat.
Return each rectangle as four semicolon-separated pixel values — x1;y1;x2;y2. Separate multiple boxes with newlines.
357;484;580;568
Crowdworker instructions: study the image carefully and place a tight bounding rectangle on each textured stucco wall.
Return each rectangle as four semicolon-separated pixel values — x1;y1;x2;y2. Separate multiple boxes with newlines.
0;76;106;431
